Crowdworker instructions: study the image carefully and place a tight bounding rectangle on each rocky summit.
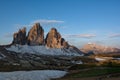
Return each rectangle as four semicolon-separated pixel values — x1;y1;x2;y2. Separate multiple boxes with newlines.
12;23;71;49
45;28;69;48
12;27;26;45
27;23;44;45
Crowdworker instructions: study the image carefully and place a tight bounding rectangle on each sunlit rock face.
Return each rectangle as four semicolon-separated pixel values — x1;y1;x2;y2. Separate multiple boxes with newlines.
12;27;26;45
27;23;44;45
11;23;79;50
45;28;69;48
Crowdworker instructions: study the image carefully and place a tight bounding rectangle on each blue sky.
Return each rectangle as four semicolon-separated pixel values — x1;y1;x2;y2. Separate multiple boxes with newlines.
0;0;120;48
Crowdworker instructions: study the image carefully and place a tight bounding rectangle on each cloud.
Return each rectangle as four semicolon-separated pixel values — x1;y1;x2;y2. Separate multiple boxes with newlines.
4;33;13;38
14;19;64;30
63;34;96;39
14;24;32;28
109;34;120;38
32;19;64;24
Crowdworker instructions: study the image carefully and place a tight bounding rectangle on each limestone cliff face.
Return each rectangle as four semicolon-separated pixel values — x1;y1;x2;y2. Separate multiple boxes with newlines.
27;23;44;45
45;28;69;48
12;27;26;45
12;23;70;48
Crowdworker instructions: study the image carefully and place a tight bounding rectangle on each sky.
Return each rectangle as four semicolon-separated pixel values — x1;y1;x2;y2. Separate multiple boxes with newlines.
0;0;120;48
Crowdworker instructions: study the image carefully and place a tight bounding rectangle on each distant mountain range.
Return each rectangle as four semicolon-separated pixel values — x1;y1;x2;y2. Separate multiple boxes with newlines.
80;43;120;54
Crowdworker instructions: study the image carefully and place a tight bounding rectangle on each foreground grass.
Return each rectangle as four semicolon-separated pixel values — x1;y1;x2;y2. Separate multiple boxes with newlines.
70;68;120;78
55;67;120;80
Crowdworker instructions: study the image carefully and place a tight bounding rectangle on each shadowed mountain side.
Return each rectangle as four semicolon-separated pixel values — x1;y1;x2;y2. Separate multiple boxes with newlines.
12;27;26;45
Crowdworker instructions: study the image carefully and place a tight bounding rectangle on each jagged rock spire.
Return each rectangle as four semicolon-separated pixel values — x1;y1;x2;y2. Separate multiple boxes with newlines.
12;23;70;48
27;23;44;45
45;28;69;48
12;27;26;45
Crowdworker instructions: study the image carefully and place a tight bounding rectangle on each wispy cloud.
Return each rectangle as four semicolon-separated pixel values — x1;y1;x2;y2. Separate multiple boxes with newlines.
14;19;64;29
14;24;32;28
4;33;13;38
63;34;96;39
109;34;120;38
32;19;64;24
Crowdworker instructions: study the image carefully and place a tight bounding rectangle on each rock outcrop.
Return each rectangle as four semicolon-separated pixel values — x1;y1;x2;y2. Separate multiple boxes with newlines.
45;28;69;48
60;38;69;48
27;23;44;45
12;27;26;45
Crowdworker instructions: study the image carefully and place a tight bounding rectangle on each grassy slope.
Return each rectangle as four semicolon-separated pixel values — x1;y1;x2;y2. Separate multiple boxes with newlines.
70;68;120;78
56;57;120;80
56;67;120;80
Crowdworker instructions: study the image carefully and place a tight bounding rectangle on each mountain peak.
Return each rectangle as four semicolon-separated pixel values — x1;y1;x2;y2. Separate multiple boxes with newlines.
27;23;44;45
81;43;120;54
12;27;26;45
45;27;69;48
11;23;71;49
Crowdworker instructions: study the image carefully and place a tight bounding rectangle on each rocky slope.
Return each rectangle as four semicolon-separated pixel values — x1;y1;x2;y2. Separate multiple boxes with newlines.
81;43;120;54
0;46;83;71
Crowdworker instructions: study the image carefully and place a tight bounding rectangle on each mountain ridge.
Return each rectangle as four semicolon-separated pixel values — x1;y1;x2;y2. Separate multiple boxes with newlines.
81;43;120;54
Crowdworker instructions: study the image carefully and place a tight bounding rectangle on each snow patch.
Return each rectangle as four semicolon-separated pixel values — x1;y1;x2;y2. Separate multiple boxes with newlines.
6;45;83;56
0;70;67;80
0;52;6;59
95;57;120;61
95;57;106;61
113;58;120;60
72;60;83;64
